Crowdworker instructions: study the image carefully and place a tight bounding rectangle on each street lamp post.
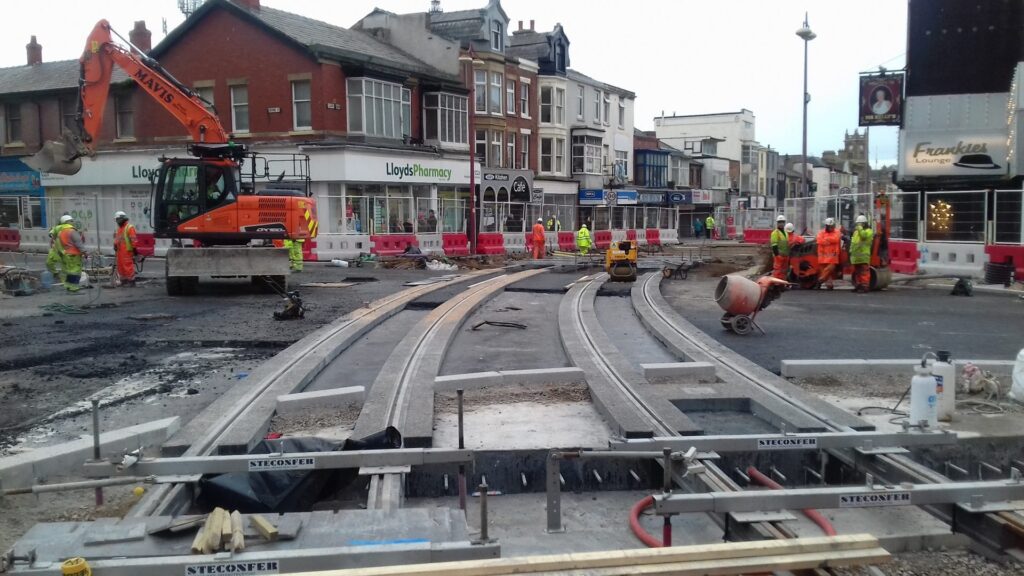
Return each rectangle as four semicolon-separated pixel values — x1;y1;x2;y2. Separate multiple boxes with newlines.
796;13;816;233
459;49;485;254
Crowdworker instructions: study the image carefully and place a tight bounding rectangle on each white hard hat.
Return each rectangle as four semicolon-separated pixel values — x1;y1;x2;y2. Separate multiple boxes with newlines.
824;217;836;227
776;214;786;222
581;224;588;228
784;223;795;233
60;215;73;224
537;218;543;222
855;215;868;224
114;211;127;219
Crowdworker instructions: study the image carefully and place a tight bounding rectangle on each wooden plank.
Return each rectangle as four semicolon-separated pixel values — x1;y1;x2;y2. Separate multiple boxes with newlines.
219;509;233;545
190;526;205;555
560;547;891;575
249;514;279;542
284;535;879;576
230;511;245;552
202;509;224;554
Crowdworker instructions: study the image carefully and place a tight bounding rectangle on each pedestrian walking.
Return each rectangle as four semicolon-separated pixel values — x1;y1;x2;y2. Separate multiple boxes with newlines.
532;218;546;259
57;217;87;293
693;218;703;239
46;214;72;283
849;214;874;293
576;223;592;256
704;214;715;240
769;215;789;280
112;211;138;286
815;217;842;290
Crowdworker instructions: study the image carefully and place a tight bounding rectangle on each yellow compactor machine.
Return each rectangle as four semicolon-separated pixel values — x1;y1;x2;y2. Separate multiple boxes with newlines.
605;240;638;282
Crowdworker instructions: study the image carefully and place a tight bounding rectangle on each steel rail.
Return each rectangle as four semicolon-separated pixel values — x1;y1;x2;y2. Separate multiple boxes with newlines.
571;274;791;541
636;272;1024;555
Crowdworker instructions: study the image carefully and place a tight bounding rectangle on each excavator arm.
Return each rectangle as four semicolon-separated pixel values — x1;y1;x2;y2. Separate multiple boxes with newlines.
26;19;230;175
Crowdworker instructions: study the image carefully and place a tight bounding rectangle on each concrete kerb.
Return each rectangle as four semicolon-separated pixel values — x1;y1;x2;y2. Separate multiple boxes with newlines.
434;368;585;392
0;417;180;490
781;359;1015;380
276;386;366;415
642;362;717;382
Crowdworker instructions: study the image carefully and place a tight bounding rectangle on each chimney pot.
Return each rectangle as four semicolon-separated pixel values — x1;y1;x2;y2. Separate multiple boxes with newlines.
234;0;260;10
26;35;42;66
518;20;523;31
129;20;152;53
529;19;534;31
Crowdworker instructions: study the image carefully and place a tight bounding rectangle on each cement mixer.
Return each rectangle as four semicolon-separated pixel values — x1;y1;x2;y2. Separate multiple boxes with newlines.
714;275;789;335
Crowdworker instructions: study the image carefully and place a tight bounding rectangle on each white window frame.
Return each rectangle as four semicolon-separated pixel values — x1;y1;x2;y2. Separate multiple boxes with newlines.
230;84;249;134
540;86;553;124
346;77;411;140
507;131;516;168
491;19;504;51
603;92;610;125
475;129;488;164
194;85;215;115
520;132;530;171
618;99;625;128
506;79;516;116
615;150;629;180
291;80;312;131
489;72;503;116
474;70;487;113
115;93;134;139
520;82;530;118
572;134;602;175
555;137;565;173
555;87;565;125
576;84;585;120
593;90;601;125
490;130;503;168
423;92;468;146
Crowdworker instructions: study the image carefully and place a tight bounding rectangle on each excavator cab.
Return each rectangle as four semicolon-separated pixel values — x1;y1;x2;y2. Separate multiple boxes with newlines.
153;158;240;240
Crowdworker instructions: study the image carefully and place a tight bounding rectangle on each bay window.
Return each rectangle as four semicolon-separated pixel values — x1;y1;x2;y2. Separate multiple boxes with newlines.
506;80;516;115
572;135;602;175
490;130;503;167
489;72;503;115
541;137;565;174
347;77;411;139
423;92;468;146
474;70;487;112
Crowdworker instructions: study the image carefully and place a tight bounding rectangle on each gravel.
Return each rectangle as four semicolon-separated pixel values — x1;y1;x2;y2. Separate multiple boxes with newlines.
835;550;1024;575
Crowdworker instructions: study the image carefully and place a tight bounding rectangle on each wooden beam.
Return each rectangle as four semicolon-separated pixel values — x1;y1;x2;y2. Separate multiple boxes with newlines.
249;514;279;542
282;535;884;576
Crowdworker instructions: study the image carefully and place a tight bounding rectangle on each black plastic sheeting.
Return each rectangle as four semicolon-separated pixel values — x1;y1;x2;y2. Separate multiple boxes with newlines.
199;427;402;513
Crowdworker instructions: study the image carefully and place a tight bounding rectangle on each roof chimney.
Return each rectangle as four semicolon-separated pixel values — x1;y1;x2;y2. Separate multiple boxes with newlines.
234;0;260;10
26;36;41;66
129;21;152;53
529;20;534;31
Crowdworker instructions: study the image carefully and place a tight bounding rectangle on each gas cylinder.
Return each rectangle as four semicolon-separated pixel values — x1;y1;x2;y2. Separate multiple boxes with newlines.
932;350;956;421
909;363;938;429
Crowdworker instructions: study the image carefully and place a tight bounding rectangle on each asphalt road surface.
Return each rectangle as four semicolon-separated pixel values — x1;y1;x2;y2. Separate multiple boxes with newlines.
662;276;1024;374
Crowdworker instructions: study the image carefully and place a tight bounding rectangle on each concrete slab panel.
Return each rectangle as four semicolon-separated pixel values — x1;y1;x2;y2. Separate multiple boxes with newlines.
642;362;717;382
781;359;1015;379
275;386;365;415
434;371;504;392
0;417;179;489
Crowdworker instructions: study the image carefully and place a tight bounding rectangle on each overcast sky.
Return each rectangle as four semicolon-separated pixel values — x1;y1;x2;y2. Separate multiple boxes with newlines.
0;0;906;166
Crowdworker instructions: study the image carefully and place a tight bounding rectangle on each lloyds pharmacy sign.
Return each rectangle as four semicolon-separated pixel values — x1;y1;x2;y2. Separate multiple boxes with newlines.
384;162;453;181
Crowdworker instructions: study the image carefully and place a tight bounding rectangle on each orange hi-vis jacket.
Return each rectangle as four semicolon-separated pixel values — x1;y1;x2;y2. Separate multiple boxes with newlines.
532;222;546;244
58;226;84;256
816;228;841;265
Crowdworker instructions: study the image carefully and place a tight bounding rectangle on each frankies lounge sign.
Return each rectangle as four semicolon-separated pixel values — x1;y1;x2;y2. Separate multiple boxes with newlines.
901;132;1008;178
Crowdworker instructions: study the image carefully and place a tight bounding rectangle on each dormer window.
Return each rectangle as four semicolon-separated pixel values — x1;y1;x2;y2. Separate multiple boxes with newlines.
491;20;503;51
554;43;565;72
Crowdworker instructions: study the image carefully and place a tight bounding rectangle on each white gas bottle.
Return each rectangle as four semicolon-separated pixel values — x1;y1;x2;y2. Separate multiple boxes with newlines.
932;350;956;421
909;363;939;429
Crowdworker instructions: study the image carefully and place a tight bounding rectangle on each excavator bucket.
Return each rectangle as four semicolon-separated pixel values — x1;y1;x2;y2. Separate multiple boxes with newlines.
24;141;82;175
23;129;86;175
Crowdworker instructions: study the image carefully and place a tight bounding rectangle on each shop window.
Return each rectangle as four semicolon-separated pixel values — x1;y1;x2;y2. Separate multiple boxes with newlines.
925;191;985;242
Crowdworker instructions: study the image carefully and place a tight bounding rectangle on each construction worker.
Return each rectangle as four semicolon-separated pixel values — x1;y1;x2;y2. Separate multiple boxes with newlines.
57;216;87;293
704;214;715;240
113;211;138;286
785;222;804;248
815;217;842;290
850;214;875;293
769;215;789;280
546;213;561;232
531;217;546;259
282;238;304;272
576;223;592;256
46;214;72;283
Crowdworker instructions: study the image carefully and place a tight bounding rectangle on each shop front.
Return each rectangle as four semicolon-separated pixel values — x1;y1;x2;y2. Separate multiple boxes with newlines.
0;158;44;232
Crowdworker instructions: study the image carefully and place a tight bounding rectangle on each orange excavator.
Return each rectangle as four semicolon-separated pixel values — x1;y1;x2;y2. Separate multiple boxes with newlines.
26;20;317;295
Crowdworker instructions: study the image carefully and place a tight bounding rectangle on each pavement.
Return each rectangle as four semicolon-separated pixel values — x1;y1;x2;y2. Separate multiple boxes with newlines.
661;275;1024;375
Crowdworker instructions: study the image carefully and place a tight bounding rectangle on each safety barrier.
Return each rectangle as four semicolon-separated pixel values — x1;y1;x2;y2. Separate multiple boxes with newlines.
917;242;987;277
985;245;1024;279
476;232;506;255
888;240;919;275
301;239;317;261
135;234;156;258
505;232;528;253
742;229;772;244
418;233;443;254
441;233;469;256
612;229;627;243
370;234;418;256
558;231;576;252
0;229;20;251
660;228;678;244
314;234;371;260
645;229;661;248
594;230;612;250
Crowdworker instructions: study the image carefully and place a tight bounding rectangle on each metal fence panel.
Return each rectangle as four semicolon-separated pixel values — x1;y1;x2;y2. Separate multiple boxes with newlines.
994;190;1023;245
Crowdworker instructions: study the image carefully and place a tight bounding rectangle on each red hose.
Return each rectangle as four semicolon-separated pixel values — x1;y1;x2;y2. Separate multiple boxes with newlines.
629;495;664;547
746;466;837;536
